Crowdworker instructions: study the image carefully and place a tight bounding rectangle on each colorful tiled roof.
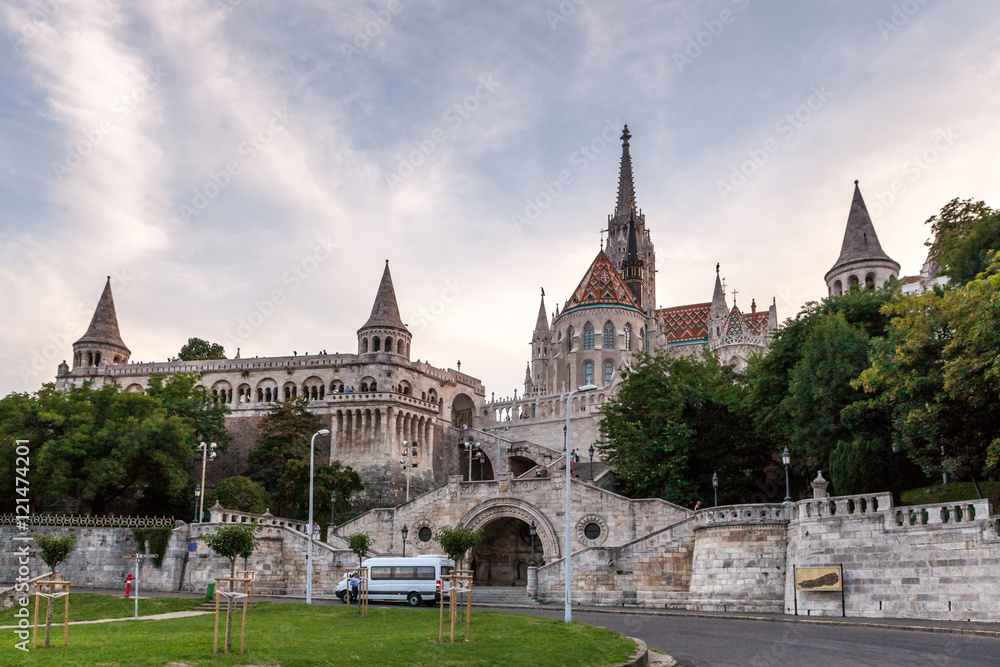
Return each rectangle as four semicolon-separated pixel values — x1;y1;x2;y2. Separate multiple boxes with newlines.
655;302;711;344
562;250;644;315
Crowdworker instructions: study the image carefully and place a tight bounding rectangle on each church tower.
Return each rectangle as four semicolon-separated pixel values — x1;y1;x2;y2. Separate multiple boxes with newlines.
605;125;656;311
72;277;130;369
707;264;728;344
621;210;644;308
528;291;551;394
358;260;411;360
825;181;900;296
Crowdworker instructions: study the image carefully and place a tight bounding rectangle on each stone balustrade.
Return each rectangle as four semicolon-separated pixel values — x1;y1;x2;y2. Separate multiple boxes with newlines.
793;492;893;520
694;503;789;528
208;503;309;533
0;514;174;528
888;499;991;529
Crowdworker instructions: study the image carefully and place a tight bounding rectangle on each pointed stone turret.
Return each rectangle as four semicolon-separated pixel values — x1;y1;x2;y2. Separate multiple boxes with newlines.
358;260;411;359
72;277;130;369
708;264;728;343
615;125;636;218
530;290;551;394
523;362;534;395
532;291;550;341
825;181;900;296
621;211;644;308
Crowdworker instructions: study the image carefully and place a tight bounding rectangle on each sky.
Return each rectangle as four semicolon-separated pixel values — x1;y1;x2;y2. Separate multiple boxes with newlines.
1;0;999;399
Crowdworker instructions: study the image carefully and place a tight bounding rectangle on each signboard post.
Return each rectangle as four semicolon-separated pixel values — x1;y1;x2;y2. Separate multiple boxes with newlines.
793;564;845;617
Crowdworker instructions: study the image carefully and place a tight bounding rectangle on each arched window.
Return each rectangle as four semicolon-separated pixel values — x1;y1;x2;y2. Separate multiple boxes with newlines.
604;361;613;385
583;323;594;350
849;275;860;290
640;328;646;352
397;339;405;354
373;337;381;352
567;327;575;353
624;324;633;351
584;362;594;386
94;352;101;365
385;337;393;353
865;273;876;290
833;280;843;296
87;352;94;366
603;322;615;349
361;337;369;353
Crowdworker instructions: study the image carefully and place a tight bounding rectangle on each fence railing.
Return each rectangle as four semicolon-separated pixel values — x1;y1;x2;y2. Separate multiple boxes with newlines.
0;514;175;528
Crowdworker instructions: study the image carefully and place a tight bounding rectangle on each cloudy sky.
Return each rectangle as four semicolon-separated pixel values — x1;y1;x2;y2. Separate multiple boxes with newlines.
1;0;998;398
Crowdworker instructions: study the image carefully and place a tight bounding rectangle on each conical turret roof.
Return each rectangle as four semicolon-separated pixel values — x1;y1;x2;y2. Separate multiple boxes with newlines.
74;277;129;350
561;250;643;316
532;291;549;340
360;261;407;332
827;181;899;279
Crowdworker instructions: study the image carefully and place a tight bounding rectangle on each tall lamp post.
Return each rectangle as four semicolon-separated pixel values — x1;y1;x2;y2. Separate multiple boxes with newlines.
712;472;718;507
306;428;331;605
401;524;408;557
564;382;597;624
529;520;537;566
196;441;217;522
193;485;201;523
782;447;792;502
588;444;595;482
463;439;481;481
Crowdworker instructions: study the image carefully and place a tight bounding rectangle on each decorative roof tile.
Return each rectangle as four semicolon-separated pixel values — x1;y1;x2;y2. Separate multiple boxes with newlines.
655;302;710;344
561;250;644;315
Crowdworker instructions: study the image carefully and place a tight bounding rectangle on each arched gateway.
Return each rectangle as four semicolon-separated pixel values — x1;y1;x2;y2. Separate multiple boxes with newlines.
459;498;560;586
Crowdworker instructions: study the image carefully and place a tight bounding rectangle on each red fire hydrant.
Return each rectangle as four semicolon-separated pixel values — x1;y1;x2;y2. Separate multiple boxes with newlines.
124;572;133;598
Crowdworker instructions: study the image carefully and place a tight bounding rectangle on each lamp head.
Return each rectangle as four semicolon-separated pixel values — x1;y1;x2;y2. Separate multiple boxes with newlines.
401;524;408;539
209;452;217;460
577;383;598;392
195;484;201;496
781;446;791;466
317;429;330;436
529;520;536;536
210;442;217;450
712;471;718;489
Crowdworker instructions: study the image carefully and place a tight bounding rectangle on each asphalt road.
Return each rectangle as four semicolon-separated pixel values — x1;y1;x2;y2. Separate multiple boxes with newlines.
508;608;1000;666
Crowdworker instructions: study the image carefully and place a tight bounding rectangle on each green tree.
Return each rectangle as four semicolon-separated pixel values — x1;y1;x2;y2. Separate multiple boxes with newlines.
599;351;767;506
204;522;261;578
926;198;1000;286
178;337;226;361
275;459;363;525
33;533;76;648
206;476;270;514
434;526;482;569
347;532;373;566
247;397;325;498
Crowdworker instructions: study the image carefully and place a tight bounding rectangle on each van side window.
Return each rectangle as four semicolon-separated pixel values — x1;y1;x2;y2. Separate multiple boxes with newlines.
371;567;391;580
392;566;416;580
441;565;453;577
415;566;435;580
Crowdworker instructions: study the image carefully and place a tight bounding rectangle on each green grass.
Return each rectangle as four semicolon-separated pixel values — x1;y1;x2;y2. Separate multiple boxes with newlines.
901;481;1000;507
8;599;635;666
0;593;202;625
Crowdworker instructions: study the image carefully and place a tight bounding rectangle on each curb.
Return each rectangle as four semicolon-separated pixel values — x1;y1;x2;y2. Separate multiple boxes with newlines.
614;637;648;667
470;603;1000;639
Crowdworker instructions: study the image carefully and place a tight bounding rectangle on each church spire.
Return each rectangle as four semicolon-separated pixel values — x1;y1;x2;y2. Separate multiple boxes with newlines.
824;181;900;294
75;277;128;350
532;290;549;340
361;260;407;331
709;263;728;326
614;125;636;217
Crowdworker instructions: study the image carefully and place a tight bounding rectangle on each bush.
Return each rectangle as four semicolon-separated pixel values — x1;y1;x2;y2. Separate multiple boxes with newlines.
206;476;270;514
34;533;77;576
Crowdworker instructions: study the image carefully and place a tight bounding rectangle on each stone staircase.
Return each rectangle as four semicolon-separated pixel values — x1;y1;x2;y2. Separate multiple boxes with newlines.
469;586;537;606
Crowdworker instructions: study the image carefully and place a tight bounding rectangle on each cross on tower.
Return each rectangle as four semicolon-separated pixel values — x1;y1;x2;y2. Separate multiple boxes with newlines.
731;289;738;305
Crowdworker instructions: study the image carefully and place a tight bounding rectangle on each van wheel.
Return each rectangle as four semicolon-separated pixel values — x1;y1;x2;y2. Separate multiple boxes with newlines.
337;591;347;604
407;592;421;607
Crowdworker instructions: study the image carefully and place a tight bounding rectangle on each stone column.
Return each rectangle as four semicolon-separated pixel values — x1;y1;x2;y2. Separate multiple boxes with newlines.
811;470;830;499
386;408;396;456
526;565;538;599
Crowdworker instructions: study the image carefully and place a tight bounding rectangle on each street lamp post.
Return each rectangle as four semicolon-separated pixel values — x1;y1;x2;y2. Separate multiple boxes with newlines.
193;485;201;524
475;450;485;480
529;520;537;567
782;447;792;502
401;440;418;502
712;472;718;507
196;441;217;522
564;382;597;624
464;440;481;481
588;444;595;482
306;428;331;605
401;524;408;557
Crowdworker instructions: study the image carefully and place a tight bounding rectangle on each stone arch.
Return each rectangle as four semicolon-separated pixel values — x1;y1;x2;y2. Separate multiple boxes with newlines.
865;272;876;290
833;279;843;296
125;383;144;394
452;393;475;428
459;498;560;558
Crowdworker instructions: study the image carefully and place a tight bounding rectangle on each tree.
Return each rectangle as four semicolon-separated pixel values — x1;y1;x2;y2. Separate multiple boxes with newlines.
599;351;767;506
275;460;363;526
204;523;261;579
178;337;226;361
434;526;482;569
347;532;373;566
33;533;77;648
247;398;325;501
926;198;1000;286
207;476;270;514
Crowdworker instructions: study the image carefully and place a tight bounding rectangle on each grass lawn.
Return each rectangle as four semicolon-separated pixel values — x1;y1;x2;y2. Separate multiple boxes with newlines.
901;481;1000;507
0;593;203;625
7;598;636;666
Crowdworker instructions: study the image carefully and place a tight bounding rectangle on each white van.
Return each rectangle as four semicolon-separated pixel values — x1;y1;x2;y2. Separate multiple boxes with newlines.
335;555;455;607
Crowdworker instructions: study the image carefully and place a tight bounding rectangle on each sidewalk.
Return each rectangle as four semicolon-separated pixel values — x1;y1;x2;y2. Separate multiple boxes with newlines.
0;610;211;630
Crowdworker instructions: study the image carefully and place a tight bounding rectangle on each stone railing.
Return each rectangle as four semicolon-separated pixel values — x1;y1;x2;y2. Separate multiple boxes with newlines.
0;514;174;528
325;391;440;412
694;503;789;529
793;492;893;520
888;499;992;530
207;504;309;533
